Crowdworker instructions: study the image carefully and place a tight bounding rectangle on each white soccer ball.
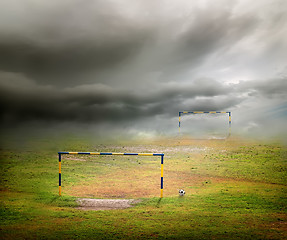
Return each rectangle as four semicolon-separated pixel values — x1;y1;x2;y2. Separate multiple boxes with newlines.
179;189;185;196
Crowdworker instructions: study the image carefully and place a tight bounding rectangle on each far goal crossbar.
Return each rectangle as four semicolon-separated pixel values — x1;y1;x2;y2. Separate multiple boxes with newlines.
178;111;231;135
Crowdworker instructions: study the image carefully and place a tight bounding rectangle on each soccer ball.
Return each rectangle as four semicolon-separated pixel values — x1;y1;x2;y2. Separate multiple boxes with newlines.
179;189;185;196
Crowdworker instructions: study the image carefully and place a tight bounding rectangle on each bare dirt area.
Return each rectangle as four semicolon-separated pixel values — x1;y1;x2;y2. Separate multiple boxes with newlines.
76;198;141;210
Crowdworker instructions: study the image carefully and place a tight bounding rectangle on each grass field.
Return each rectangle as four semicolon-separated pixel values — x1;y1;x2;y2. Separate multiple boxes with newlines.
1;134;286;239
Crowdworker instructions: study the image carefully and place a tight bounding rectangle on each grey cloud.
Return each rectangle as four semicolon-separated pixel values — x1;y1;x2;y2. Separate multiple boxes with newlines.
167;7;258;63
0;34;148;87
236;77;287;98
0;73;241;126
0;1;152;84
0;0;262;87
0;1;286;139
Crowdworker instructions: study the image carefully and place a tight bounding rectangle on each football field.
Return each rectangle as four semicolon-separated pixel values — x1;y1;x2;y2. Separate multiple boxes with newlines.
1;134;286;239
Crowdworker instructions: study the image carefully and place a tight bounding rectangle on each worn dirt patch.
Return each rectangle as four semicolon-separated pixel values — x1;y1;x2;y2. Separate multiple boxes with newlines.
76;198;141;211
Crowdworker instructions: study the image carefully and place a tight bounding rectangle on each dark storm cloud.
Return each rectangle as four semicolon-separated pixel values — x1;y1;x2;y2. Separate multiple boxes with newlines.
0;1;151;84
0;0;286;137
0;0;260;86
0;72;242;125
0;38;145;80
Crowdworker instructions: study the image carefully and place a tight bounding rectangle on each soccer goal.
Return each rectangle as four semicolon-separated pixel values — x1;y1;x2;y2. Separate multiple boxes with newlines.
58;152;164;198
178;111;231;137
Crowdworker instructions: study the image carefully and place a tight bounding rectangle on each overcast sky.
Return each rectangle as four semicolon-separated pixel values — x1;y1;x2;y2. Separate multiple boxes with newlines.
0;0;286;138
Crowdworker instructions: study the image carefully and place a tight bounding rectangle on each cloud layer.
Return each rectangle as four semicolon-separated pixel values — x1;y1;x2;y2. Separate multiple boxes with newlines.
0;0;286;138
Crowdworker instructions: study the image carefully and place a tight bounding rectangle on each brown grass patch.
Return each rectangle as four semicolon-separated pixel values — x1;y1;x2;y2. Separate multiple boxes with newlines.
66;166;242;198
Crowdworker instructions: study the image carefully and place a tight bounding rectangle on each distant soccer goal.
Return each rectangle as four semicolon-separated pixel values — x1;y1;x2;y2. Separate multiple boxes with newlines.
178;111;231;137
58;152;164;198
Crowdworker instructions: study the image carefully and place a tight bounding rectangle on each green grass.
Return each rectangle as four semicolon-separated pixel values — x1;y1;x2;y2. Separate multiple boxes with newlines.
1;135;286;239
